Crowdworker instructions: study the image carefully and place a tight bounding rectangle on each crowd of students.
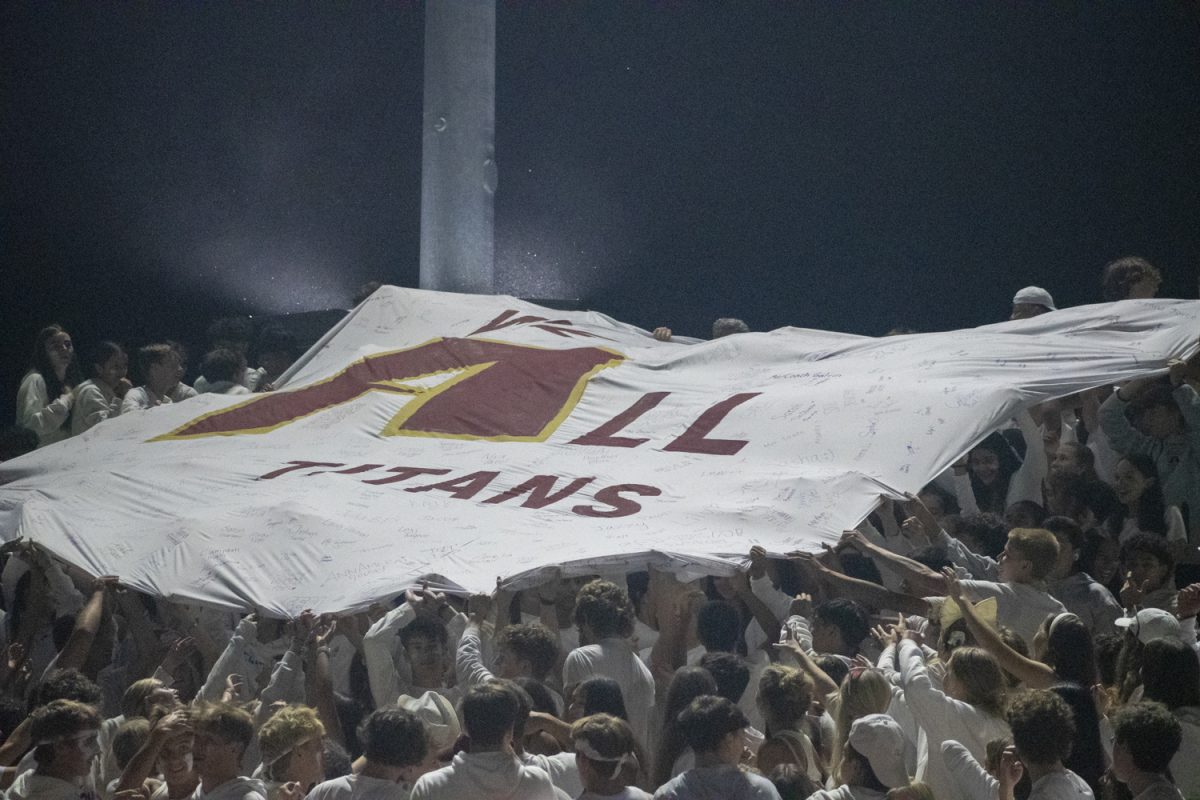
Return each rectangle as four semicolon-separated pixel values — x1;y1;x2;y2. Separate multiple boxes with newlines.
1;255;1199;799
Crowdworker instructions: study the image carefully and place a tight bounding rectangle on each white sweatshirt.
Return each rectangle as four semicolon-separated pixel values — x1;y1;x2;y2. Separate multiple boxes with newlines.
409;751;560;800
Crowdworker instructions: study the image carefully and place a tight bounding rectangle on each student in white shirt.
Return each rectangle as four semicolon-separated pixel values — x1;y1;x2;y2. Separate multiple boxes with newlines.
1001;689;1094;800
652;695;781;800
890;627;1010;800
1105;455;1189;554
807;714;910;800
564;580;656;747
409;681;561;800
1137;638;1200;799
6;699;101;800
123;343;187;413
306;707;435;800
71;341;131;435
197;349;252;396
1109;702;1186;800
16;324;80;448
571;713;652;800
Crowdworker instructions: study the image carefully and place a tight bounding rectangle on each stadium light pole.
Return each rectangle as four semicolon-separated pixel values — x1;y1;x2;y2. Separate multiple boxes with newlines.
418;0;497;294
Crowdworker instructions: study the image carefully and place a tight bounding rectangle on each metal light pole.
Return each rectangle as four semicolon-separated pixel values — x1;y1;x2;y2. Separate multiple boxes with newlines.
418;0;496;294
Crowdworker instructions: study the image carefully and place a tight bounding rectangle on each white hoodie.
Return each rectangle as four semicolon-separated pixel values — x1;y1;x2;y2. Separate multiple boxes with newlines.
1171;705;1200;799
409;751;560;800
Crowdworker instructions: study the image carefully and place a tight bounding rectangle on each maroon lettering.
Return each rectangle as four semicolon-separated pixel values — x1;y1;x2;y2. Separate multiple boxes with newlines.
572;484;662;518
326;464;385;475
156;338;622;441
569;392;671;448
361;467;452;486
406;470;501;499
258;461;345;480
662;392;760;456
483;475;595;508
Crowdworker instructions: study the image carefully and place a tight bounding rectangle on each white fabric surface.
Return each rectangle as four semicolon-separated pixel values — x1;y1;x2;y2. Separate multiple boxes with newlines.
1;290;1198;616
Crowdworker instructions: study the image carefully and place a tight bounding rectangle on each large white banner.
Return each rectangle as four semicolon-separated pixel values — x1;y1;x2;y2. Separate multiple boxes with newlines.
1;288;1196;616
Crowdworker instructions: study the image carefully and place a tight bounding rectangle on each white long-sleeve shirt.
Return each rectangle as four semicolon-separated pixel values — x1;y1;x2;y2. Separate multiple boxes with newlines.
564;637;656;746
16;371;72;446
896;639;1010;800
71;378;121;435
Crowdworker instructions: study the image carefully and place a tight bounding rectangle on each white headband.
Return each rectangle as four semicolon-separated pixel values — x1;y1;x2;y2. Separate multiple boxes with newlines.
574;739;639;781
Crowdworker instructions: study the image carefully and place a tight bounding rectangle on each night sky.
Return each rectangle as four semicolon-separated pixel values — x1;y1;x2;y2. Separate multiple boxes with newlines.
3;4;1199;423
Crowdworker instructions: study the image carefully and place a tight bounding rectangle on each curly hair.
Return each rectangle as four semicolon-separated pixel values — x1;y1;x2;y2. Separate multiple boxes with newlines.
1111;701;1182;773
1006;689;1075;766
359;706;428;768
1101;256;1160;301
499;622;559;681
30;699;100;766
573;579;635;639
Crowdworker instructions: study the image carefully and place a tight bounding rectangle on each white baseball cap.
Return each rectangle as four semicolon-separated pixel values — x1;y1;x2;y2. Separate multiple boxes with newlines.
1114;608;1181;644
848;713;909;789
1012;286;1056;310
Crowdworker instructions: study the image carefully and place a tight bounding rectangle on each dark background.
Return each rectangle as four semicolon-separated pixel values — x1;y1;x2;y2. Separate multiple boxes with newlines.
3;3;1199;424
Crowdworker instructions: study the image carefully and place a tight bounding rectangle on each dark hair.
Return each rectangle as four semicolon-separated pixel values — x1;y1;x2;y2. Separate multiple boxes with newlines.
32;668;103;712
697;601;742;653
0;696;25;747
907;545;952;573
400;616;449;649
462;681;520;748
1043;516;1084;553
918;482;959;517
112;718;151;771
194;703;255;751
1119;532;1174;574
957;512;1009;558
575;677;628;721
1006;689;1075;765
1093;633;1123;687
1051;683;1105;794
29;699;100;767
136;343;176;381
1111;701;1182;773
254;327;297;359
1106;455;1168;538
1140;638;1200;710
1041;614;1097;686
357;710;429;767
30;324;81;399
1101;256;1160;301
814;655;850;689
698;652;750;704
769;763;822;800
201;348;243;385
573;580;635;639
653;666;718;786
323;738;352;780
1077;529;1119;585
814;598;870;652
1005;500;1047;528
514;677;559;717
679;695;748;753
968;431;1024;513
499;624;558;683
83;340;124;381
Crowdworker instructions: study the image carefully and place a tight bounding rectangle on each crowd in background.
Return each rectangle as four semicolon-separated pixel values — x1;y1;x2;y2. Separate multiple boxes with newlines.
0;256;1198;799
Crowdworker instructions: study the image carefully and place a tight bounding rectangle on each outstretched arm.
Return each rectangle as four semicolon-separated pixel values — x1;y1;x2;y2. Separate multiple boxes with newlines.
943;569;1055;689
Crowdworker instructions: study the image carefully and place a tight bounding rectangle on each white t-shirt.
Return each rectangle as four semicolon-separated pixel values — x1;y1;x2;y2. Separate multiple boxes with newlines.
579;789;654;800
1027;768;1094;799
305;773;414;800
564;638;656;746
409;751;560;800
955;580;1066;643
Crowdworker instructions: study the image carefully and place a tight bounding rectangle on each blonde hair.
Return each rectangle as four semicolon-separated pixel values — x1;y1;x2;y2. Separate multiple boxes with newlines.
122;678;164;719
886;781;937;800
1006;528;1059;580
757;665;814;735
947;647;1007;718
830;669;892;780
257;705;325;780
